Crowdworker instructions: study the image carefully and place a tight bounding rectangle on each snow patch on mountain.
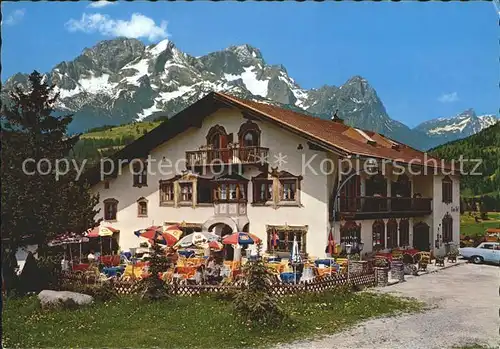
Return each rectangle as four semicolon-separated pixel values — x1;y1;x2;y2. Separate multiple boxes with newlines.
225;66;268;97
428;117;471;134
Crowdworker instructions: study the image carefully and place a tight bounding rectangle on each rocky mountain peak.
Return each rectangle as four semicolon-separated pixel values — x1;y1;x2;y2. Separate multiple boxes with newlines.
456;108;477;119
2;38;493;151
226;44;263;64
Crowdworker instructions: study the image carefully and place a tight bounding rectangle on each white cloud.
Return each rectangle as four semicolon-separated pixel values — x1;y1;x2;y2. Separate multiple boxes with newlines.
88;1;117;9
65;13;169;42
3;9;25;26
437;92;459;103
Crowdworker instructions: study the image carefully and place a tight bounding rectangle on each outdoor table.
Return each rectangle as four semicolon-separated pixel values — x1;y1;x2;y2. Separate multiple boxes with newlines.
266;263;284;273
315;259;335;267
175;266;197;279
178;250;196;258
102;266;124;277
280;272;302;284
72;263;90;272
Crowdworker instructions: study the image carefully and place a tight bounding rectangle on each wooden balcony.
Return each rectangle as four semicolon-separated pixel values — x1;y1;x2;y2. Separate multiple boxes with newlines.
186;146;269;168
335;196;432;219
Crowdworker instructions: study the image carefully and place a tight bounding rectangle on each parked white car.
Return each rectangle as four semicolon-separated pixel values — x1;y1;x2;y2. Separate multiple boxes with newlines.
459;242;500;265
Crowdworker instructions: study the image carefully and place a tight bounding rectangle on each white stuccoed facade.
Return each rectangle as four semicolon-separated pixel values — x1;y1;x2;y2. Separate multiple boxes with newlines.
91;106;460;257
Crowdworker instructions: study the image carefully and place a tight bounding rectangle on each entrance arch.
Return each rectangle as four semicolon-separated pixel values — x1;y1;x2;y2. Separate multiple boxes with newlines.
413;222;430;251
207;222;234;261
202;217;238;233
208;223;233;237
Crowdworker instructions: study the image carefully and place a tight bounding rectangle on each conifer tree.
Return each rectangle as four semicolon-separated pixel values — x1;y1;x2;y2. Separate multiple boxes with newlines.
1;71;100;261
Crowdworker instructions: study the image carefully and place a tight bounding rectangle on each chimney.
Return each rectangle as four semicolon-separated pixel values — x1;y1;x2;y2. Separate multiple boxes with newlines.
331;109;344;124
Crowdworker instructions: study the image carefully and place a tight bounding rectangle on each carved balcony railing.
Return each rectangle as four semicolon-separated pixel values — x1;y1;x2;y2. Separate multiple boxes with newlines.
335;196;432;219
186;146;269;168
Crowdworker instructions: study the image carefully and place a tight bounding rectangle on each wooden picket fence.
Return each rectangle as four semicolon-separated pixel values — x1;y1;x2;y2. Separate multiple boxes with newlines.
60;270;376;297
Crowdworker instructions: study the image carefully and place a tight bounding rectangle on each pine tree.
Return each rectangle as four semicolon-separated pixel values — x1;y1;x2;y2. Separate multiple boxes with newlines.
1;71;100;260
141;243;172;301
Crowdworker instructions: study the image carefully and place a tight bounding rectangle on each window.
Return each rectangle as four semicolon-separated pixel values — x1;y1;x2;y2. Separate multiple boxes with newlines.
132;160;148;188
399;219;410;247
213;181;247;202
277;172;302;204
386;219;398;249
206;125;228;149
197;179;212;204
238;120;261;147
159;181;174;205
480;244;494;250
179;182;193;202
280;180;297;201
252;180;273;204
442;176;453;204
137;197;148;217
340;221;361;246
267;226;307;254
242;131;259;147
103;199;118;221
442;213;453;243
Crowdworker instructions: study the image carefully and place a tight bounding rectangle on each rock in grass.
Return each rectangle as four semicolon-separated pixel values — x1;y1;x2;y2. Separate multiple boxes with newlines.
38;290;93;310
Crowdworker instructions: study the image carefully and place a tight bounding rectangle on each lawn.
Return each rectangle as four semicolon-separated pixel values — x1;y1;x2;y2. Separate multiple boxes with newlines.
460;212;500;237
2;291;422;348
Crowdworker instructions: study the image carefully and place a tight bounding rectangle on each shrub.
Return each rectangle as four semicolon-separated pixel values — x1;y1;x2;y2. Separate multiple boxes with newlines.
374;258;390;268
233;243;287;325
140;243;172;301
36;255;63;291
82;283;118;302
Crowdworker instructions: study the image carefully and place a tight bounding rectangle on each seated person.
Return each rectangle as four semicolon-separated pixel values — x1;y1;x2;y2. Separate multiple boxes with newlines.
87;250;96;264
205;257;223;284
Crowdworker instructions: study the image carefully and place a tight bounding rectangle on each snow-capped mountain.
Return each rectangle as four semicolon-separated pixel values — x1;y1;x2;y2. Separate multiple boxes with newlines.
414;109;499;149
2;38;417;143
2;38;495;150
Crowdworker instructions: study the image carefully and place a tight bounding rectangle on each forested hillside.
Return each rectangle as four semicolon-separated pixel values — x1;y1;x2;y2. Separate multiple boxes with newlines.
430;122;499;200
69;121;162;166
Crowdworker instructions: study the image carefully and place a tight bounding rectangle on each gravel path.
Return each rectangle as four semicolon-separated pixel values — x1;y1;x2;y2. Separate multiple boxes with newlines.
274;263;500;349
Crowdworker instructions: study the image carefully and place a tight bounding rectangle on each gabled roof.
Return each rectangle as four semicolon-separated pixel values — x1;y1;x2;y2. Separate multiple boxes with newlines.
84;91;450;185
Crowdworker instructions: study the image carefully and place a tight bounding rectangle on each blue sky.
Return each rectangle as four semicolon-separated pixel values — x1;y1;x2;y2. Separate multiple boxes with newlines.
1;1;498;127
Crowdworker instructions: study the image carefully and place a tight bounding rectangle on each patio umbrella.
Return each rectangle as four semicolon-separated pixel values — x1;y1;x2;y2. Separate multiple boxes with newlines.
163;224;183;240
135;226;179;246
208;240;223;251
48;233;89;247
271;228;279;252
291;235;301;264
86;226;118;238
174;232;220;249
327;228;335;256
86;226;119;255
222;232;261;245
290;235;302;284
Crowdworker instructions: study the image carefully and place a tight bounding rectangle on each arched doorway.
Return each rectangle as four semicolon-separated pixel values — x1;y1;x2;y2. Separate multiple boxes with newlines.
386;219;398;249
208;223;233;237
372;219;385;251
206;125;229;162
413;222;430;251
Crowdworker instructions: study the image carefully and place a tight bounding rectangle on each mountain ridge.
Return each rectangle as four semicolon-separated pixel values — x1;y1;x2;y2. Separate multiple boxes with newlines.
2;37;497;150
